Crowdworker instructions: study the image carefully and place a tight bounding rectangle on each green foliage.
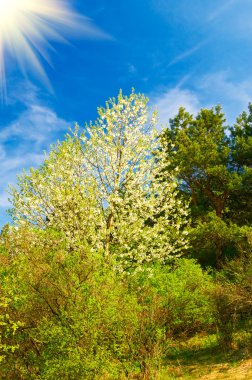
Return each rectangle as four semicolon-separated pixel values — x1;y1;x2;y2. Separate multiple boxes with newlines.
191;213;251;268
160;106;232;219
229;103;252;225
0;236;23;365
211;236;252;349
230;103;252;170
131;259;214;339
0;227;214;379
160;104;252;268
0;295;22;365
0;227;139;378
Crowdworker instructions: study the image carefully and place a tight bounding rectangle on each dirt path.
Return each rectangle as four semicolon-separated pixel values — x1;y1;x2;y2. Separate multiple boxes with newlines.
160;358;252;379
198;358;252;380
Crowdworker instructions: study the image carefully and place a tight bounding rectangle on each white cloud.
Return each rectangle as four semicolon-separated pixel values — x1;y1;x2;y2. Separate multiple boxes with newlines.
150;71;252;131
195;71;252;122
0;82;71;226
150;87;201;128
0;104;69;145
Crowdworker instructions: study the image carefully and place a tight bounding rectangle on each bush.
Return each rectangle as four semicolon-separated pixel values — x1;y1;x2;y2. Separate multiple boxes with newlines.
131;259;214;340
213;240;252;350
122;259;214;376
0;228;141;379
0;227;215;379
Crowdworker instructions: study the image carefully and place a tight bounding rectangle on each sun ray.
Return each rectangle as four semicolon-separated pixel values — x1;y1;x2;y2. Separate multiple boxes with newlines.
0;0;110;100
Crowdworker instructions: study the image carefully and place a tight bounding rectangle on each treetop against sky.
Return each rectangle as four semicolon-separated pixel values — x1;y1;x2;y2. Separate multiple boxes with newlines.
1;0;252;226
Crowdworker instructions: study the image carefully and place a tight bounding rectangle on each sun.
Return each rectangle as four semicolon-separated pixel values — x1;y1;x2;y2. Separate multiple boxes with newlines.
0;0;18;19
0;0;20;30
0;0;106;100
0;0;77;93
0;0;69;95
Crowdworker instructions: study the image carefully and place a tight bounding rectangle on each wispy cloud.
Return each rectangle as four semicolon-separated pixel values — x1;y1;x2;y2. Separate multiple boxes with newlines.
167;41;207;67
0;81;71;225
152;0;246;32
208;0;238;22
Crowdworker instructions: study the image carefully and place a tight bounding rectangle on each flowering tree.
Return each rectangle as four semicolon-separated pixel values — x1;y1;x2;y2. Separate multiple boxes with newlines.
10;134;101;249
10;90;189;270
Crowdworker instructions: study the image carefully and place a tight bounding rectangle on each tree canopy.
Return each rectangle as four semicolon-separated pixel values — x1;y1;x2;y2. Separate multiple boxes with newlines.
9;90;189;271
160;104;252;267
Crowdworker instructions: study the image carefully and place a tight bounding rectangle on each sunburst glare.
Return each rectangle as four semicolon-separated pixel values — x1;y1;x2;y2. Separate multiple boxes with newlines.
0;0;108;99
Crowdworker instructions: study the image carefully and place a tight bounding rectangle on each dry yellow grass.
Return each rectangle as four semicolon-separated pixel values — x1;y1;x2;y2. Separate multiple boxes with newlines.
199;359;252;380
159;358;252;380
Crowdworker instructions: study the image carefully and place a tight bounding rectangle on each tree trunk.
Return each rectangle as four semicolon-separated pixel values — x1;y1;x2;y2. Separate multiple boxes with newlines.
105;212;113;255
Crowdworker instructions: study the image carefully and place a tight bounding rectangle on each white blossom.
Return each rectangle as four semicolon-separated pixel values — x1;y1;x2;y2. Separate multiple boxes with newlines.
9;90;190;271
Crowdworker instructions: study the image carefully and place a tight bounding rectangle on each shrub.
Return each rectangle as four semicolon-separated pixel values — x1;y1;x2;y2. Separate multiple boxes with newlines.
0;227;215;379
0;227;141;379
129;259;214;340
213;239;252;350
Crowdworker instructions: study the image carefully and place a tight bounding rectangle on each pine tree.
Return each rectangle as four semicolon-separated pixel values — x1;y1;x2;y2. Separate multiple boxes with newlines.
160;105;251;268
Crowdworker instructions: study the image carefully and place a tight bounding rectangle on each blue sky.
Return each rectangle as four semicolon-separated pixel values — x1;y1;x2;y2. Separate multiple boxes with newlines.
1;0;252;226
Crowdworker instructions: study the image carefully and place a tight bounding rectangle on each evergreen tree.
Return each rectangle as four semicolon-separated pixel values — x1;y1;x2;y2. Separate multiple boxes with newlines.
160;105;251;268
229;104;252;225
